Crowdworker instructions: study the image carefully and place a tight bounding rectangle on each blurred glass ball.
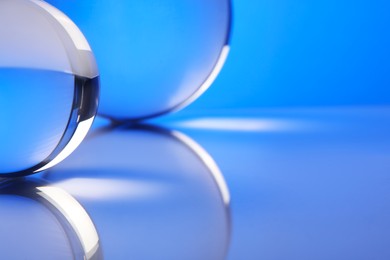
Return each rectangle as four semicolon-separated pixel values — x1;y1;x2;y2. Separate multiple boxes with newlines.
47;0;231;120
0;0;99;177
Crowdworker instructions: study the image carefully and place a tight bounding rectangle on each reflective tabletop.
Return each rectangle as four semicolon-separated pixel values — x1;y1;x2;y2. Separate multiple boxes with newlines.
1;106;390;260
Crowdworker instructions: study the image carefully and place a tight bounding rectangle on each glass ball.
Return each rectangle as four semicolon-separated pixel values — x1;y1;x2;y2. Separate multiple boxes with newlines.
0;0;99;177
47;0;231;120
45;123;230;259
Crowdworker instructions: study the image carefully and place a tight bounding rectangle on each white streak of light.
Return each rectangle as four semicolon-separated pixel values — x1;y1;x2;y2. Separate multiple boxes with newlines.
175;46;230;111
176;118;298;132
37;186;99;258
171;131;230;206
54;178;168;200
35;117;94;173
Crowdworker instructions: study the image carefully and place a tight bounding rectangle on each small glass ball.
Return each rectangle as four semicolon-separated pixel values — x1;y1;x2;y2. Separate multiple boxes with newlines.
0;0;99;177
47;0;231;120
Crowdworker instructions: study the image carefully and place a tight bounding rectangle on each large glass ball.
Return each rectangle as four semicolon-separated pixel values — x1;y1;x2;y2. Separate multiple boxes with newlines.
47;0;231;120
0;0;99;177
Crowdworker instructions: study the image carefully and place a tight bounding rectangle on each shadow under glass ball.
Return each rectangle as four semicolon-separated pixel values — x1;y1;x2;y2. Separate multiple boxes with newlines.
0;0;99;177
47;0;232;121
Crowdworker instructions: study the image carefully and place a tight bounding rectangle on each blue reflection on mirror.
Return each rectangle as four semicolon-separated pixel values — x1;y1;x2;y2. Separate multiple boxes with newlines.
43;123;231;259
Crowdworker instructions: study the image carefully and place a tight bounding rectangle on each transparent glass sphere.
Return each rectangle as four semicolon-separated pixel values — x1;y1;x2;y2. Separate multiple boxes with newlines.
0;0;99;177
47;0;231;120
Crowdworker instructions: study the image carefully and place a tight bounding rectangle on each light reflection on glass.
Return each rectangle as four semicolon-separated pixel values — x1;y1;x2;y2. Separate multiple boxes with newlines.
169;129;230;205
0;179;102;260
35;117;95;173
45;123;232;259
171;46;231;115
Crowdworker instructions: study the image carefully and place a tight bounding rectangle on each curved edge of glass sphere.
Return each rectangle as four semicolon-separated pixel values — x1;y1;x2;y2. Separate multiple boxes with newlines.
168;126;232;259
115;123;232;207
0;77;99;178
0;0;100;177
0;178;102;260
105;123;232;259
99;0;233;122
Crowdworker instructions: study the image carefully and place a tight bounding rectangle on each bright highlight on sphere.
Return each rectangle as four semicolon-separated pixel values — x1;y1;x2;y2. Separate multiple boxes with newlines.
0;0;99;177
47;0;231;120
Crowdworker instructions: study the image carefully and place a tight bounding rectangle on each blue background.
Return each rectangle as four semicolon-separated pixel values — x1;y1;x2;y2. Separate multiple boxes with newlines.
189;0;390;110
2;1;390;259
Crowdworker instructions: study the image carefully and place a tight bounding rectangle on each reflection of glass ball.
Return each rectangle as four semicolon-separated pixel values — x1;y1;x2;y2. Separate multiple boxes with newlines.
46;124;231;259
47;0;231;120
0;0;99;177
0;179;102;260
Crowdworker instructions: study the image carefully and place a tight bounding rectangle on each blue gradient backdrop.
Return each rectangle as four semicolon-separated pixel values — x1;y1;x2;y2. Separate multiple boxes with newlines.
190;0;390;110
